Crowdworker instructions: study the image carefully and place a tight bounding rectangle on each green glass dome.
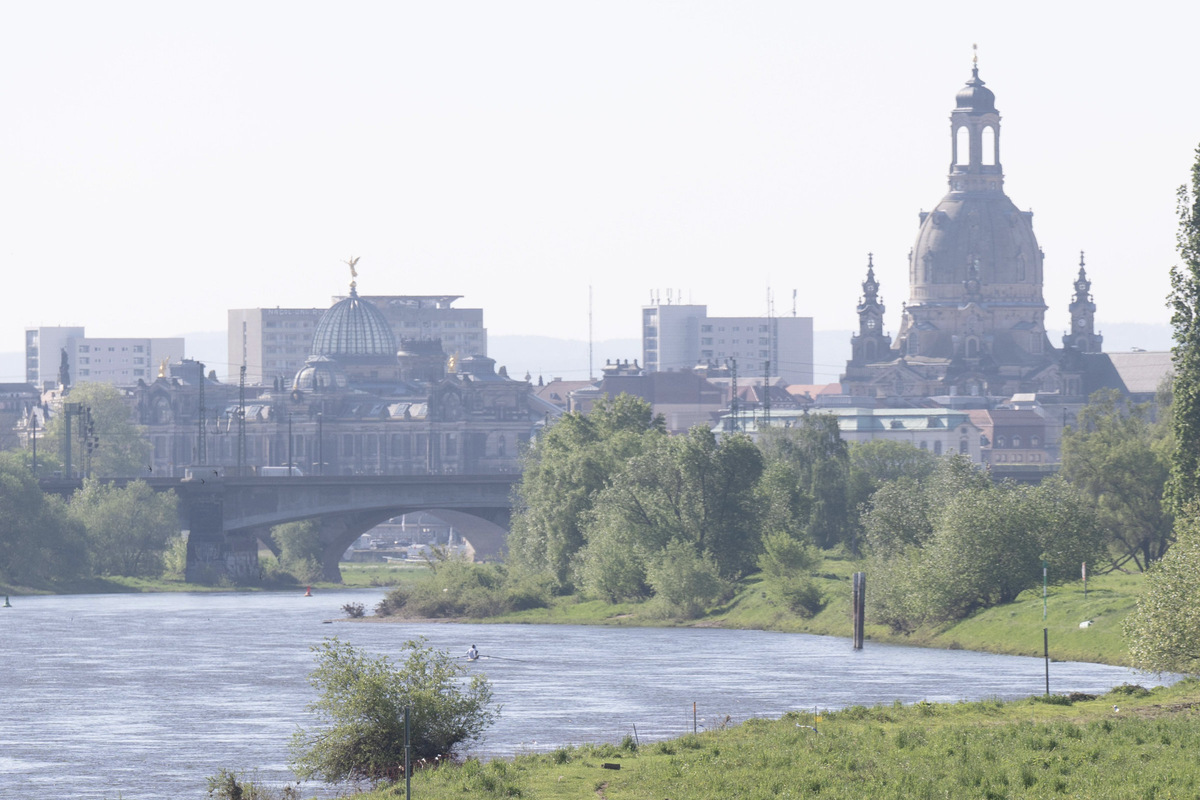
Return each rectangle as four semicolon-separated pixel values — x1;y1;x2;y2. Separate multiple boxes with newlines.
310;288;397;361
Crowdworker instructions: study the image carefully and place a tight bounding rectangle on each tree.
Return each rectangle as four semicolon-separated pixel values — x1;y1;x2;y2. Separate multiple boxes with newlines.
290;637;497;784
1168;146;1200;515
1127;507;1200;673
507;394;664;589
271;519;323;583
42;382;152;477
757;415;853;550
864;458;1103;630
0;453;88;586
68;479;179;577
1061;389;1173;570
575;427;764;602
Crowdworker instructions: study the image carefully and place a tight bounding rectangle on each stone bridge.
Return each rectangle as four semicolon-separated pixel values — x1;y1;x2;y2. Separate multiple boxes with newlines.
42;474;518;583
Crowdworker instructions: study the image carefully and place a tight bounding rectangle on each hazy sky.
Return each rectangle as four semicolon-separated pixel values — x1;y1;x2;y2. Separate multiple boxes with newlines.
2;2;1197;382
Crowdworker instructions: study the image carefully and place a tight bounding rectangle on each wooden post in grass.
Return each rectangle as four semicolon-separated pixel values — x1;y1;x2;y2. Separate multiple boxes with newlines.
852;572;866;650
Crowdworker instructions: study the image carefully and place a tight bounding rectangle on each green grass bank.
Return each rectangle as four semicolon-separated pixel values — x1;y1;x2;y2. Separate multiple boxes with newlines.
347;679;1200;800
482;557;1144;667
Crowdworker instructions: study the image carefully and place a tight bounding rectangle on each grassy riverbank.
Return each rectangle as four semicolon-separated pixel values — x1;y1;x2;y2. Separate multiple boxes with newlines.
481;555;1145;667
345;679;1200;800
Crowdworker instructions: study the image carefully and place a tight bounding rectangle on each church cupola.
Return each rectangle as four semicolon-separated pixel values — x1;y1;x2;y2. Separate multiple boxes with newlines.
850;254;892;364
949;49;1003;195
1064;251;1102;353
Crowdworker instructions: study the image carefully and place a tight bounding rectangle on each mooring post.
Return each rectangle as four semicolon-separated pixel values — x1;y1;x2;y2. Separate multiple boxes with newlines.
1043;628;1050;696
852;572;866;649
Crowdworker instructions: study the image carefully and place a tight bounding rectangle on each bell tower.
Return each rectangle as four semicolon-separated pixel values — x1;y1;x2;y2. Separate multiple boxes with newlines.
849;254;892;365
1064;251;1102;353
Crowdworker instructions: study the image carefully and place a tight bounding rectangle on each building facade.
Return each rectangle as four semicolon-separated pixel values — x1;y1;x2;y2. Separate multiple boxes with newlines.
229;295;486;387
642;303;814;385
842;66;1071;400
25;326;184;390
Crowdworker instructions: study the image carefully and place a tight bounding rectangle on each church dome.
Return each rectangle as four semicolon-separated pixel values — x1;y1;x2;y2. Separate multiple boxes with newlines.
954;68;996;114
292;355;349;393
310;288;397;361
910;193;1041;297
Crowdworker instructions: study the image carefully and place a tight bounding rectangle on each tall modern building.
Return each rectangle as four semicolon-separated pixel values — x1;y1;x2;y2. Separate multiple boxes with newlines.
230;295;486;386
25;326;184;390
641;303;813;385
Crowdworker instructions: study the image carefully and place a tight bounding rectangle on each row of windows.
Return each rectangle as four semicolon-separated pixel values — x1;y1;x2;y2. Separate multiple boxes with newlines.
994;453;1043;463
994;435;1040;449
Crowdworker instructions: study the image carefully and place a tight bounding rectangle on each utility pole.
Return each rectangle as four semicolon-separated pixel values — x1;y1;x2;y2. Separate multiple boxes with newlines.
287;413;294;476
237;365;247;476
762;360;771;427
729;358;739;432
62;402;81;478
197;362;207;465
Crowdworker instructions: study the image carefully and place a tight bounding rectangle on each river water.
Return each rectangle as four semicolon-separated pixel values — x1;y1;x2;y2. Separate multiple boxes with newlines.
0;590;1175;799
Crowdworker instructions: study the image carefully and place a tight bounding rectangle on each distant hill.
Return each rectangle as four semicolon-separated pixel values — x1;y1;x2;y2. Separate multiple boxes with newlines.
0;323;1173;390
489;335;642;383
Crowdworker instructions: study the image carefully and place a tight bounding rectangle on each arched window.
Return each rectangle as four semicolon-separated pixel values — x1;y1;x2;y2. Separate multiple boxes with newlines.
1031;435;1040;447
955;126;970;166
1012;435;1022;448
919;441;928;450
966;337;979;358
981;125;997;166
960;439;969;455
933;440;943;455
996;436;1007;449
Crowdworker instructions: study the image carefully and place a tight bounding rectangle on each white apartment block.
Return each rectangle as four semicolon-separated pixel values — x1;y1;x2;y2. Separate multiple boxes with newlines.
25;327;185;390
642;304;814;385
229;308;323;386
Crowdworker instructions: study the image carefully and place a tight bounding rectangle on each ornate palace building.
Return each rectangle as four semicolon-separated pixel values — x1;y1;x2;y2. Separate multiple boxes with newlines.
130;272;552;477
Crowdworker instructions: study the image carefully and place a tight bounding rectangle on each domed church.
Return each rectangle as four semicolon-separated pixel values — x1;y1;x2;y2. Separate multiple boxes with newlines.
842;62;1109;402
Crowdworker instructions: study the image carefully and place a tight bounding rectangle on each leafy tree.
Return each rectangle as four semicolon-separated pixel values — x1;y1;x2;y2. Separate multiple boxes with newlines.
42;382;152;477
644;540;729;620
757;529;822;617
1127;507;1200;673
67;479;179;577
575;427;764;602
757;415;853;550
1061;389;1173;570
849;438;938;490
864;459;1103;629
507;394;664;588
1168;147;1200;515
0;453;88;586
271;520;323;583
290;637;497;783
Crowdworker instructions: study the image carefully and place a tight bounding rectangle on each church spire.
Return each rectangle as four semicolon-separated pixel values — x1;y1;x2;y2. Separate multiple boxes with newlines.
1064;250;1102;353
850;253;891;364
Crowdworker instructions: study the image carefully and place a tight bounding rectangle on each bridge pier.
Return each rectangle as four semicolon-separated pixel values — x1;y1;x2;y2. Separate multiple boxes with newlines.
182;482;261;584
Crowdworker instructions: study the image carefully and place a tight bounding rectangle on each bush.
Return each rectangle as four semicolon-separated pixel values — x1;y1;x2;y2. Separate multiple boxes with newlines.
290;637;498;784
644;541;729;620
341;602;365;618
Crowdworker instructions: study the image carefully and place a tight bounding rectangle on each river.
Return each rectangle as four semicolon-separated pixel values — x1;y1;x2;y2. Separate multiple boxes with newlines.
0;589;1175;799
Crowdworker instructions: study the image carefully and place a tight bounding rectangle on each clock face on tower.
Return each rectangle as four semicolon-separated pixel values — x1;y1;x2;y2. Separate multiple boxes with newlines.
1075;317;1087;330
